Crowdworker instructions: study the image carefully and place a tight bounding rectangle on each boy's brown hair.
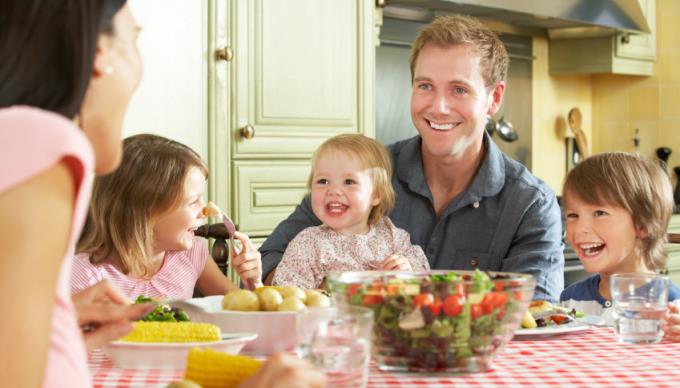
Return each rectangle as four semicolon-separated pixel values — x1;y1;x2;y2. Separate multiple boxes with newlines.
308;134;395;225
563;152;674;271
78;134;208;277
409;14;509;88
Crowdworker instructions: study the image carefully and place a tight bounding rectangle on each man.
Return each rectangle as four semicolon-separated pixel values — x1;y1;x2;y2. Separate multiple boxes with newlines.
259;15;564;302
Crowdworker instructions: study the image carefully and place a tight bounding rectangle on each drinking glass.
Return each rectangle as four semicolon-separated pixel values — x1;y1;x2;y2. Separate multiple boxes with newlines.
610;273;669;344
297;306;373;388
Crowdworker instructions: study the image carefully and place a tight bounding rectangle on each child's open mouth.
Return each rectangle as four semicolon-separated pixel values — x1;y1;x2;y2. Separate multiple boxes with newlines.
579;242;605;257
326;202;348;214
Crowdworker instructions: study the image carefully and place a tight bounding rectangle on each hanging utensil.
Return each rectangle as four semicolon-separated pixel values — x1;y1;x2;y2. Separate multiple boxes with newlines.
567;108;589;158
497;117;518;142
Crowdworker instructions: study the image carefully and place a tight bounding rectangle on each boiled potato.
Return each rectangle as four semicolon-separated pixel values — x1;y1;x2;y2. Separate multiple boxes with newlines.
258;287;284;311
223;289;260;311
304;290;331;308
254;286;280;296
278;296;307;312
278;285;306;302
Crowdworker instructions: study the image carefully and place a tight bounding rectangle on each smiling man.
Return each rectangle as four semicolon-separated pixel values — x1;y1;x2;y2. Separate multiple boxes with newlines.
259;15;564;302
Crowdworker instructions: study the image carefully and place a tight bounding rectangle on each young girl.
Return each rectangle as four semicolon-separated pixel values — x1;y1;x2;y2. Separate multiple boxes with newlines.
272;134;429;289
71;134;263;299
560;152;680;339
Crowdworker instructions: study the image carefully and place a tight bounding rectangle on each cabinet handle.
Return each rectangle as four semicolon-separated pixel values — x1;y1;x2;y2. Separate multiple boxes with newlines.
215;46;233;62
240;125;255;139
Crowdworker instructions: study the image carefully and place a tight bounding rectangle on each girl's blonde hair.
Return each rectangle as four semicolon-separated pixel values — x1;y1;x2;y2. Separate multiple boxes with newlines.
78;134;208;277
563;152;674;271
308;134;395;225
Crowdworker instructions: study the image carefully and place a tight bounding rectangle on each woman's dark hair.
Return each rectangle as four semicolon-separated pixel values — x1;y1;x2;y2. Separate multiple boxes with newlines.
0;0;126;118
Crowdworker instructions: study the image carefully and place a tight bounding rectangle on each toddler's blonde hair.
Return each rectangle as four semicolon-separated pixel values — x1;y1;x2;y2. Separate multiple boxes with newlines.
563;152;674;271
308;134;395;225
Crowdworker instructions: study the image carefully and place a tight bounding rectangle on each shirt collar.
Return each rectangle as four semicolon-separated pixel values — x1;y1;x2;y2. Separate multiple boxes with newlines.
395;132;506;205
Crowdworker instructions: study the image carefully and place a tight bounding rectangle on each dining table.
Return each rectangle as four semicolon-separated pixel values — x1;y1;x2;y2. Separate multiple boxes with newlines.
90;326;680;387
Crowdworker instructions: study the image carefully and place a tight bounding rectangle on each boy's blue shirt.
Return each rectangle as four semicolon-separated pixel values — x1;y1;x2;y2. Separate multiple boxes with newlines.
561;274;680;307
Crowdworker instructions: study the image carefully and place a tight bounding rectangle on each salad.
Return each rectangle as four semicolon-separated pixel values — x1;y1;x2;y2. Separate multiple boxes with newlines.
134;295;191;322
329;270;531;372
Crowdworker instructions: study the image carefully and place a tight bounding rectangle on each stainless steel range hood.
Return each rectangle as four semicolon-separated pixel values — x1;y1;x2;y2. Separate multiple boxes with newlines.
383;0;650;38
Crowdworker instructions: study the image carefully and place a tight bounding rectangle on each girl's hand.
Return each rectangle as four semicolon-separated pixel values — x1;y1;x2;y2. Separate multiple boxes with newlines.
231;230;264;290
663;302;680;342
240;353;326;388
378;254;413;271
73;280;155;351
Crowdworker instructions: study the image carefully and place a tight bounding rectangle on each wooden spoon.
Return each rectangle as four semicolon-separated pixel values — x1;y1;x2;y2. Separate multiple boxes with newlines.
568;108;589;158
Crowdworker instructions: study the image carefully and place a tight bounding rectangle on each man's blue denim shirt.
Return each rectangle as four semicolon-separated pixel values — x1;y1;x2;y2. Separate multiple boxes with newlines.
260;134;565;303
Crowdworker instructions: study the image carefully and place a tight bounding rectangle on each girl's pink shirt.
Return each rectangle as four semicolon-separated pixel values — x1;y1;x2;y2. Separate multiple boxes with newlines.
71;238;208;300
0;106;94;387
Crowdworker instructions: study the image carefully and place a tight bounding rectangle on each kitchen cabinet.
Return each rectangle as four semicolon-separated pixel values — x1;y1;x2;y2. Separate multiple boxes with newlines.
667;215;680;286
549;0;656;76
211;0;377;237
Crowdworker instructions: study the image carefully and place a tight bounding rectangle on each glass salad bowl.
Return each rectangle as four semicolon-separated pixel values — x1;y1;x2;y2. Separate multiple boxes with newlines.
326;270;535;373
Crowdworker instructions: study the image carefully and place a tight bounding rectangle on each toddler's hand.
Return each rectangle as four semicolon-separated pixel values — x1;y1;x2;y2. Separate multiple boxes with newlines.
663;302;680;342
378;254;413;271
231;231;264;290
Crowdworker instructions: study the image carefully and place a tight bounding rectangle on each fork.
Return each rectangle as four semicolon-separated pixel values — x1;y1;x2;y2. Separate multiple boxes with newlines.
205;202;256;290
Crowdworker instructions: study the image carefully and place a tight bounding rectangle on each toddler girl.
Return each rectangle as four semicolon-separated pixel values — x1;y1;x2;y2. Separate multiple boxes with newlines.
273;134;429;289
72;134;263;299
560;152;680;339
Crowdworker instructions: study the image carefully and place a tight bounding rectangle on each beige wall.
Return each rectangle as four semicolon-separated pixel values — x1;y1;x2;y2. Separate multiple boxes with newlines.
532;37;592;194
592;0;680;183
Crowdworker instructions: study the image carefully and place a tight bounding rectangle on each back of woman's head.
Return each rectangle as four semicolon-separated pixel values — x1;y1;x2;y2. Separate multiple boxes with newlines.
563;152;674;270
308;134;395;224
78;134;208;276
0;0;126;117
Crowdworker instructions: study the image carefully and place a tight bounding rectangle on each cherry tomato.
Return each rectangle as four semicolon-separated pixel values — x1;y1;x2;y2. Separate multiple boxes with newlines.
362;294;383;306
413;293;435;307
495;281;505;292
454;283;465;295
444;294;463;317
347;284;361;297
431;297;443;315
470;304;482;319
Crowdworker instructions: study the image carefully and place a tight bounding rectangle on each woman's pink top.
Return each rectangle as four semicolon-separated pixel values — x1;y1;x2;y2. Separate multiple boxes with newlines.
0;106;94;387
273;217;430;289
71;238;208;300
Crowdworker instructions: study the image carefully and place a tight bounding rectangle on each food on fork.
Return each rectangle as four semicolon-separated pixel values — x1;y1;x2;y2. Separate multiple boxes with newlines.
120;321;222;343
202;201;222;217
134;295;191;322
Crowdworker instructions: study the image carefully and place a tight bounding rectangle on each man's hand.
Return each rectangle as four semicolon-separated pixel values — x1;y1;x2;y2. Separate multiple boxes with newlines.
73;280;154;351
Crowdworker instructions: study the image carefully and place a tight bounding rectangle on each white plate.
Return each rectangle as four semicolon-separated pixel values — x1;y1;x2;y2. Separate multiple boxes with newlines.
187;295;298;355
103;332;257;369
513;320;592;338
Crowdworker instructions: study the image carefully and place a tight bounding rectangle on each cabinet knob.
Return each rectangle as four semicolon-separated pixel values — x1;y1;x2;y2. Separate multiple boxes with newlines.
215;46;233;62
240;125;255;140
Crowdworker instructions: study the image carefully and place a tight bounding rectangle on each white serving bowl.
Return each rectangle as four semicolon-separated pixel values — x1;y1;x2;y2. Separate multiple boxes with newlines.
188;295;298;355
103;332;257;369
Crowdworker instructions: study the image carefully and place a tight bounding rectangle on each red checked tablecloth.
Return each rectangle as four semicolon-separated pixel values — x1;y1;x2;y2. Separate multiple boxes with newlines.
90;327;680;387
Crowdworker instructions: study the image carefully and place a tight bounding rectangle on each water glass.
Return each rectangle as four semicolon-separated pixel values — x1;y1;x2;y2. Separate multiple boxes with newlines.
610;273;669;344
297;306;373;388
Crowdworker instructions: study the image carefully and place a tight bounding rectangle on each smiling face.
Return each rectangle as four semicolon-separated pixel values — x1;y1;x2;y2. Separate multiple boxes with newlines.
310;151;381;235
81;4;143;174
564;192;647;275
410;43;504;161
151;166;207;252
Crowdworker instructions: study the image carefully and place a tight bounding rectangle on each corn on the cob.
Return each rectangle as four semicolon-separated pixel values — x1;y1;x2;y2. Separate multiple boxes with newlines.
184;348;263;388
120;322;222;343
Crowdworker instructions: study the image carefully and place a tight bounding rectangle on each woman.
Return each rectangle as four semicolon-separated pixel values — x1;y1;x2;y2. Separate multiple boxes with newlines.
0;1;324;387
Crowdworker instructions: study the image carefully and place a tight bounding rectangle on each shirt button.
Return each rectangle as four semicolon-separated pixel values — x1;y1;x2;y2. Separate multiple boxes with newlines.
605;300;612;307
427;247;435;255
470;258;478;267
